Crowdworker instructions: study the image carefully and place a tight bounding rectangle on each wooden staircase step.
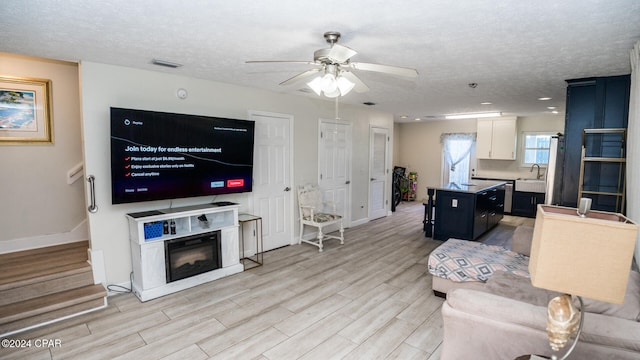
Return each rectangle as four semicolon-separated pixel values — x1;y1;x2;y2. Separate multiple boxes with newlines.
0;261;92;292
0;297;107;337
0;241;89;287
0;240;89;263
0;241;108;336
0;267;95;306
0;284;107;335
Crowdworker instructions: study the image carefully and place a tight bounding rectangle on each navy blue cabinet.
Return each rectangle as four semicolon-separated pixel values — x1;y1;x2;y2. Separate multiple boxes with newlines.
434;191;475;240
512;191;545;218
434;186;505;240
561;75;630;208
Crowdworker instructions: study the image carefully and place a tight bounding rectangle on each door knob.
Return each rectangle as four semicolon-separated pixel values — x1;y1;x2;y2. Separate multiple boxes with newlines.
371;178;376;181
284;187;291;192
345;181;351;184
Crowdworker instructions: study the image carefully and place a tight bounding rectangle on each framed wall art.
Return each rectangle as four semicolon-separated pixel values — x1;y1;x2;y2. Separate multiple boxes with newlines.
0;76;53;144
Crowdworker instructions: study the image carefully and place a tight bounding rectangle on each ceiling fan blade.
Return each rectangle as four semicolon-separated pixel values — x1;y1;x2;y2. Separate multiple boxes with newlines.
246;60;318;65
279;68;321;86
349;62;418;77
340;71;370;93
327;44;358;63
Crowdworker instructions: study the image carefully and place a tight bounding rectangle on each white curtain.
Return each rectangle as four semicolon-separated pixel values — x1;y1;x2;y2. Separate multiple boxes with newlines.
441;133;476;184
628;41;640;264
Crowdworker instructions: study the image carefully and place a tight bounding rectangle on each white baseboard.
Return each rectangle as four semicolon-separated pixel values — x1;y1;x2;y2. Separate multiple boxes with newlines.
0;219;89;254
350;217;370;227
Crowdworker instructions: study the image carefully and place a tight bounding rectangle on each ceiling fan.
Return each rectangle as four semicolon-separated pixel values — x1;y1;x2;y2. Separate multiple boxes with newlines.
246;31;419;97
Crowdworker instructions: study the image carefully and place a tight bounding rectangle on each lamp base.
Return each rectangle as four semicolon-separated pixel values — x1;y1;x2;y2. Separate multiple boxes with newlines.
548;296;584;360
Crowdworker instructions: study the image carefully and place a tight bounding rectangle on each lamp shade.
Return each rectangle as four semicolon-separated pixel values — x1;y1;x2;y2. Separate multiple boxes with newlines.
529;205;638;304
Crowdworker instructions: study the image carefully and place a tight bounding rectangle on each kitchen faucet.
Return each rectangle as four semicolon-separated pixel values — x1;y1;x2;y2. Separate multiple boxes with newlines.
530;163;543;180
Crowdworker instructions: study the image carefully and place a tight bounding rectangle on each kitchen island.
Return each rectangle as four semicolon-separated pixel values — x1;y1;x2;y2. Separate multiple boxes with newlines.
426;180;506;241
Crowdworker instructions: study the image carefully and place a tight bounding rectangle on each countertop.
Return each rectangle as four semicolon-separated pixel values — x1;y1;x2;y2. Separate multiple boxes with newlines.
471;176;516;183
428;180;507;194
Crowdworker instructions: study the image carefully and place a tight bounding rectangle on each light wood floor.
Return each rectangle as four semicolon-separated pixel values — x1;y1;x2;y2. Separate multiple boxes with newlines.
2;202;528;360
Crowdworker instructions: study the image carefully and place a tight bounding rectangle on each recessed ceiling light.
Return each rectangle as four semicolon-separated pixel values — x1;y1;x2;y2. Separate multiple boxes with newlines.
551;110;559;114
414;118;421;121
400;115;408;119
481;102;492;105
538;97;552;101
547;106;556;110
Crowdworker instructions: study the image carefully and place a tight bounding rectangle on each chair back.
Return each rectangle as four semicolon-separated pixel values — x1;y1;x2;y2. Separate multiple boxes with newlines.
297;184;323;218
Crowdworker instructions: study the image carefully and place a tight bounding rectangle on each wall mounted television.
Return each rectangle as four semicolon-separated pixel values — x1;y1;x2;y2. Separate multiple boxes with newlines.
110;107;255;204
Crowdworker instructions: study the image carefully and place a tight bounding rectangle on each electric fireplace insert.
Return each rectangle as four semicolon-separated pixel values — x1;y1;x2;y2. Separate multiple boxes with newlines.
165;231;222;283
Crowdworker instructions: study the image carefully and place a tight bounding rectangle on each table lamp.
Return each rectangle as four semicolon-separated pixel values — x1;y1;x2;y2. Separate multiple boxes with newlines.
528;200;638;360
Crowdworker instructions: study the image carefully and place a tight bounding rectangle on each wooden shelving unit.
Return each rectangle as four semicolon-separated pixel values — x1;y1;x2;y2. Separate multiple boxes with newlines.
578;128;626;213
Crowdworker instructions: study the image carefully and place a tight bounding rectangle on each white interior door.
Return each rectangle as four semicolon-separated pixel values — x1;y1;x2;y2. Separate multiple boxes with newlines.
369;127;389;220
249;111;293;252
318;119;351;227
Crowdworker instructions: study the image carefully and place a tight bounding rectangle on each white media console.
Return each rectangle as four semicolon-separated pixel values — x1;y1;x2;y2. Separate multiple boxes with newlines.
126;203;243;301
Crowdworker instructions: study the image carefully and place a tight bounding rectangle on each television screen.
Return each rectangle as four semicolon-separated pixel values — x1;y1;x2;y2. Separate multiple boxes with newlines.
110;107;255;204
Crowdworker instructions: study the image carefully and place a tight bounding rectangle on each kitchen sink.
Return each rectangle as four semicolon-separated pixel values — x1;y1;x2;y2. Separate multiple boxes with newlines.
515;178;546;193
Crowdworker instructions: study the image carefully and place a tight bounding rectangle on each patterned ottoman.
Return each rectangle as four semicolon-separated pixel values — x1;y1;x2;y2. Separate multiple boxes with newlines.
428;239;530;295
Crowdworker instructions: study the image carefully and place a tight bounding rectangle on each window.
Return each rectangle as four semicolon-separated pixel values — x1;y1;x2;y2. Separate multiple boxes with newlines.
522;133;553;165
441;133;476;184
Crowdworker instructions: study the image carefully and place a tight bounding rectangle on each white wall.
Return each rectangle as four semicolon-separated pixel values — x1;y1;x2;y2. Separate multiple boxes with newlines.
394;115;564;201
393;122;401;167
395;119;477;201
0;53;85;250
79;62;393;286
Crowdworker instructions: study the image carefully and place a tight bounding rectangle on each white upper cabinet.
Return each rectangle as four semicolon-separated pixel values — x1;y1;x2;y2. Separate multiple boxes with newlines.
476;117;517;160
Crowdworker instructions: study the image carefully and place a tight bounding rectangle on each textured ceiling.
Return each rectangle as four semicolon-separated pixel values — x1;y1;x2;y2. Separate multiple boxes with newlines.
1;0;639;122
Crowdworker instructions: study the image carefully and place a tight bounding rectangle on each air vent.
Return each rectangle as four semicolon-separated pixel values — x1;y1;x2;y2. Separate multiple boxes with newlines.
151;59;183;68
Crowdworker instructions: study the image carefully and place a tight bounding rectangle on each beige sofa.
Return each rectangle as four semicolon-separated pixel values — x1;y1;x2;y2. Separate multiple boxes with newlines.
432;226;640;359
441;270;640;359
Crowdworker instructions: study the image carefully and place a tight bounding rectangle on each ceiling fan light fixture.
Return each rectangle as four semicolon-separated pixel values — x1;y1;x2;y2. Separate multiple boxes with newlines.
321;73;338;93
324;87;341;98
249;31;417;96
307;76;324;96
336;76;355;95
306;73;355;97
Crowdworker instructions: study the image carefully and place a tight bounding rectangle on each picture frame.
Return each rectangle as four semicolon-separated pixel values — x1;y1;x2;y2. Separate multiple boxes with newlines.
0;76;53;144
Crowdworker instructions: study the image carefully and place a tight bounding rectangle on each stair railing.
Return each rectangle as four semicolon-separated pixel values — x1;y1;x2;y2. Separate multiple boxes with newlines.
87;175;98;213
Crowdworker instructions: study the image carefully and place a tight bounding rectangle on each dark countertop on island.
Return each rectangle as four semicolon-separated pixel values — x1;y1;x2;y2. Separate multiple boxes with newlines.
428;180;507;194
